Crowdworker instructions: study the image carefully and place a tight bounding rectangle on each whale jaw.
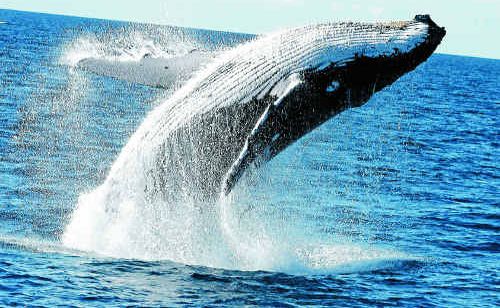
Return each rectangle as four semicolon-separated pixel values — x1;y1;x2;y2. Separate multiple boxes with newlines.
222;15;445;195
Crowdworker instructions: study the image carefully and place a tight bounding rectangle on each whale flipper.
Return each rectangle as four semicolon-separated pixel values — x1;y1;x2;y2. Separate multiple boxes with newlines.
77;51;216;88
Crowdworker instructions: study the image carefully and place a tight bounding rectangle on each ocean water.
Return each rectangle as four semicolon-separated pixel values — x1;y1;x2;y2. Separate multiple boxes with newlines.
0;9;499;307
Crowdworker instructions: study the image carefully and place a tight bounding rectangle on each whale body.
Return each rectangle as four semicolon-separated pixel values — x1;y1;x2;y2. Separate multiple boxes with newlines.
93;15;445;204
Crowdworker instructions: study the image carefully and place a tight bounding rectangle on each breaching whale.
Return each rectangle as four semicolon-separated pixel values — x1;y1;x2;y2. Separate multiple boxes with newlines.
88;15;445;202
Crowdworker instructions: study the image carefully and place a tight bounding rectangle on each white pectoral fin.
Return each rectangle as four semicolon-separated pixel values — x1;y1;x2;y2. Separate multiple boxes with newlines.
76;51;216;88
222;74;303;195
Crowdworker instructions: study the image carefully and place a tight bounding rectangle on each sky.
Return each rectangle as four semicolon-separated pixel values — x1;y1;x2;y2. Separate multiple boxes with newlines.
1;0;499;59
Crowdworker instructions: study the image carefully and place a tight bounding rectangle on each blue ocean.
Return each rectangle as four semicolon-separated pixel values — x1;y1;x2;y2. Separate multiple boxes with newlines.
0;9;498;307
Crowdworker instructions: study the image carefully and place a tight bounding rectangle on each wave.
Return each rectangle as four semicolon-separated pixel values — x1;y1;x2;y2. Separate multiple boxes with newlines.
0;234;82;256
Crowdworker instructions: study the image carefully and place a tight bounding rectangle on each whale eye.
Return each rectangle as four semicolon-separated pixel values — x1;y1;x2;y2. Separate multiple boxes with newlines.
326;81;340;93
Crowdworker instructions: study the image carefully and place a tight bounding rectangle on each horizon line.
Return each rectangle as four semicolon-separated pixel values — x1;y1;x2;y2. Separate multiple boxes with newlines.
1;8;499;61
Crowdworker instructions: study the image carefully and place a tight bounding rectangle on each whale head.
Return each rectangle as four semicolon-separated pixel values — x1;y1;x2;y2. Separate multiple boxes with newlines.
222;15;445;194
302;14;446;107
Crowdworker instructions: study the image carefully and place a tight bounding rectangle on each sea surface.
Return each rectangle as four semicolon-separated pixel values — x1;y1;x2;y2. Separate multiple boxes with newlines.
0;9;499;307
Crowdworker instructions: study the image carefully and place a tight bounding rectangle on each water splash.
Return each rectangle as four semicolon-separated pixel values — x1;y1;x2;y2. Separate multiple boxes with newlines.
60;23;423;274
60;27;201;67
63;178;411;273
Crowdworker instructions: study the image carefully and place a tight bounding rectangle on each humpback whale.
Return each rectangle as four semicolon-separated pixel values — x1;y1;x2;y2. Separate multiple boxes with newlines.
93;15;445;202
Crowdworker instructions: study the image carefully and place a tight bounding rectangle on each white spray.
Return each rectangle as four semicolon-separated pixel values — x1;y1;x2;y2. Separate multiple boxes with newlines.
62;21;427;272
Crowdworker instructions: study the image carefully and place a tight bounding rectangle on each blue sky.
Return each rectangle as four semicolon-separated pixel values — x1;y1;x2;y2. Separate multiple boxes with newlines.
1;0;498;59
